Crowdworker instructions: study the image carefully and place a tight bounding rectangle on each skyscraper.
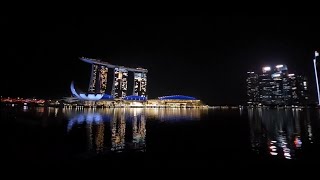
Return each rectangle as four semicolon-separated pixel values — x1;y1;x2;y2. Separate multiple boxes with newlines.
294;75;309;105
98;65;108;94
73;57;148;101
88;64;99;93
88;65;109;94
246;72;259;105
247;65;309;106
133;72;147;97
258;66;274;105
113;68;128;99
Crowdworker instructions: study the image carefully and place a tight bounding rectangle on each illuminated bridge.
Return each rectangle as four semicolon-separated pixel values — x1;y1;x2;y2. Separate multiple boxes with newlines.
71;57;148;101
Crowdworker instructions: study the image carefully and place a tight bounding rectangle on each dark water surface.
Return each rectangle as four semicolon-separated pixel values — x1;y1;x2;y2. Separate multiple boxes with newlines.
2;106;320;168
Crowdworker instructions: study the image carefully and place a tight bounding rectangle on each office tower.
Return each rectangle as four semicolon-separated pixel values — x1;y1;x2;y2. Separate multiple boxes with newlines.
246;72;259;105
259;66;274;105
295;75;309;105
247;65;309;106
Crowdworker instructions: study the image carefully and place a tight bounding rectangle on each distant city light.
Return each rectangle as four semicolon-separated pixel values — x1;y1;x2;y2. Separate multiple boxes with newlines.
272;73;281;78
262;66;271;72
247;64;309;106
276;64;284;68
294;137;302;148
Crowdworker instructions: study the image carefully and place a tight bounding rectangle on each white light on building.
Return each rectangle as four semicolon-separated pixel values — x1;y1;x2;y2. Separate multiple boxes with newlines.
272;73;281;78
263;66;271;72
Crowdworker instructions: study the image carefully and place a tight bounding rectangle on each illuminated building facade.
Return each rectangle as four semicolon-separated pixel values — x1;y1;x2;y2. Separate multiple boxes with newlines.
99;66;108;94
247;65;309;106
294;75;309;105
113;68;128;98
147;95;204;108
246;72;259;105
258;67;274;105
88;64;98;93
69;58;208;107
88;65;109;94
133;72;147;97
71;57;148;101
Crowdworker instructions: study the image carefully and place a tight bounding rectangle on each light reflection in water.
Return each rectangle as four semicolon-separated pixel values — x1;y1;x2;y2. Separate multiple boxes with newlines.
96;123;105;153
65;108;203;154
132;109;146;151
248;108;318;160
146;108;202;121
23;106;28;112
7;106;319;162
111;108;126;152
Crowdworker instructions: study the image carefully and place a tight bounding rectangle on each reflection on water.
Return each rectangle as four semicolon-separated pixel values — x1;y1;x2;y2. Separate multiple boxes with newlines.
65;108;203;154
132;109;146;151
248;108;319;160
144;108;202;121
65;109;143;153
4;105;320;164
111;109;126;151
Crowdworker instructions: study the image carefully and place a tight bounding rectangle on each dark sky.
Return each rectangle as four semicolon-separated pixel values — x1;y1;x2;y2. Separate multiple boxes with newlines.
2;16;320;105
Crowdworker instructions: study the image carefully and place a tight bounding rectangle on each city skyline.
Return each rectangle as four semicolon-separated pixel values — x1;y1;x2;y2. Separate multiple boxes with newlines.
247;64;309;106
2;16;320;105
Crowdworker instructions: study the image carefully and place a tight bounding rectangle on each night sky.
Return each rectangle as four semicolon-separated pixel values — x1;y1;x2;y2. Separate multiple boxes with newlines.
2;16;319;105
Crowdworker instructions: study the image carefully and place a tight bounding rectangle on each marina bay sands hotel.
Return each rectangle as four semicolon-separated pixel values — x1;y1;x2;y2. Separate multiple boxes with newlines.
69;57;204;108
71;57;147;101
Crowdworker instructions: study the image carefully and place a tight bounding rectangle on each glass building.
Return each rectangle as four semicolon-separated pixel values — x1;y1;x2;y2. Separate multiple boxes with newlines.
258;67;274;105
246;72;259;105
247;65;309;106
294;75;309;105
